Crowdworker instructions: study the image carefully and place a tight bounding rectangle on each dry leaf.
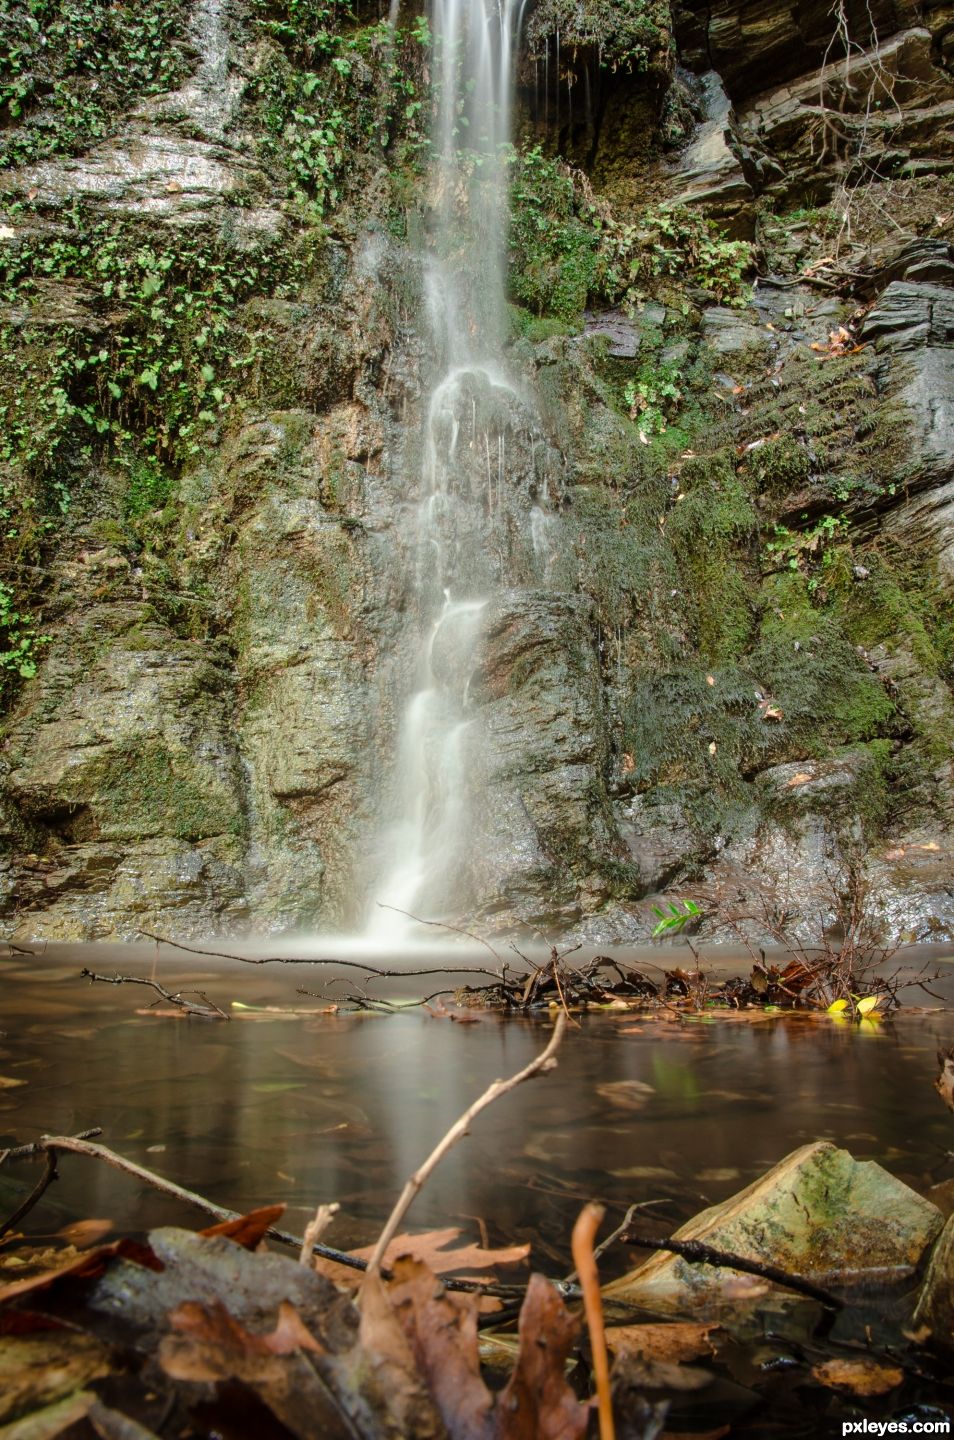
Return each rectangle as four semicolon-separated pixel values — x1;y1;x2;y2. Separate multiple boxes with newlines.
811;1357;902;1397
708;742;717;756
622;752;635;772
0;1239;161;1306
0;1331;111;1426
786;772;813;787
385;1256;494;1440
55;1219;113;1249
314;1228;529;1289
496;1274;589;1440
353;1269;448;1440
161;1299;351;1440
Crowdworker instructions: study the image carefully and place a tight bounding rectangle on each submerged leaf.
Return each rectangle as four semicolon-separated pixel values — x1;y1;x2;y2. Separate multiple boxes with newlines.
604;1323;719;1365
811;1357;902;1397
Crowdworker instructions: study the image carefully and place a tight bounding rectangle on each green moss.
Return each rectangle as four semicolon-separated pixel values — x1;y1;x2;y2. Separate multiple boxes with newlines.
507;305;576;344
92;739;243;841
665;453;758;664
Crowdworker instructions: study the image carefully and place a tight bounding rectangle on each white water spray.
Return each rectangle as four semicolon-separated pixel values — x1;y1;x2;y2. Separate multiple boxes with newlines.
366;0;527;937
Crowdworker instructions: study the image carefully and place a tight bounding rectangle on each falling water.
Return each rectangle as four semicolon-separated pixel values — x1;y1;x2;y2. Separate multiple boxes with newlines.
366;0;528;936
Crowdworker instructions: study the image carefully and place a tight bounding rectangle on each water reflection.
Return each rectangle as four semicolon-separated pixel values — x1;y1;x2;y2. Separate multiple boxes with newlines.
3;949;954;1277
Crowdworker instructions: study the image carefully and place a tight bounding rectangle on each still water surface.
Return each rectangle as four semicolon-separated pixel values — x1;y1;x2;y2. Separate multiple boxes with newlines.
4;945;954;1279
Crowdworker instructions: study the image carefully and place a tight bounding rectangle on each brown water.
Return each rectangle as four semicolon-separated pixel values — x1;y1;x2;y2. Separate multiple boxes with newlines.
4;943;954;1282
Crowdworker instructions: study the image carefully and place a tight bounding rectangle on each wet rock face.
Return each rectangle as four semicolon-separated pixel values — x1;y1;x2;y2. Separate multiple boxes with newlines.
463;590;622;931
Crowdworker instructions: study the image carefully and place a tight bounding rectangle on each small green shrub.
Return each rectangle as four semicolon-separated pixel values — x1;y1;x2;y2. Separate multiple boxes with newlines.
524;0;671;72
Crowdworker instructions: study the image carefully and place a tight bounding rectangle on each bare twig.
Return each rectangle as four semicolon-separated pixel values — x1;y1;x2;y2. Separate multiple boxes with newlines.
365;1014;568;1275
561;1201;666;1286
299;1203;340;1266
622;1231;842;1309
374;904;508;966
0;1127;103;1167
81;969;228;1020
572;1203;615;1440
0;1150;57;1238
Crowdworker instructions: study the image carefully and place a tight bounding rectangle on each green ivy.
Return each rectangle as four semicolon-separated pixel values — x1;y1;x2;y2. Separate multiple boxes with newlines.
0;212;318;703
245;7;430;215
0;0;189;167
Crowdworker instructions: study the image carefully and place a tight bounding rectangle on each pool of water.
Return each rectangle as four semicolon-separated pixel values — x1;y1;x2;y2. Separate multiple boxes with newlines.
4;943;954;1283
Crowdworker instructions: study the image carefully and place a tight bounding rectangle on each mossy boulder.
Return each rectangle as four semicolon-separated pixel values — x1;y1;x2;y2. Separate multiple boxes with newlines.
605;1142;943;1315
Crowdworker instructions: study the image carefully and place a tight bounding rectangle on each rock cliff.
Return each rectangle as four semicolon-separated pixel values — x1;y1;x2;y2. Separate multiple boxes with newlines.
2;0;953;942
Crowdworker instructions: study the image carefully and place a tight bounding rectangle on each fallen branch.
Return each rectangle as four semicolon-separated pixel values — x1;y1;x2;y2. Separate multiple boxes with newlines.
138;930;505;984
622;1231;842;1309
81;969;228;1020
365;1014;568;1275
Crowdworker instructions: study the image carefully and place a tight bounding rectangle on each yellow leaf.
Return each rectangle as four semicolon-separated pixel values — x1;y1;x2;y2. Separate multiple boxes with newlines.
856;995;881;1015
827;999;849;1014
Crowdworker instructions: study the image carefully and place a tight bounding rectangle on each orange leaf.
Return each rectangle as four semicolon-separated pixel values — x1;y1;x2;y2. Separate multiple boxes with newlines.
200;1204;286;1250
0;1238;161;1305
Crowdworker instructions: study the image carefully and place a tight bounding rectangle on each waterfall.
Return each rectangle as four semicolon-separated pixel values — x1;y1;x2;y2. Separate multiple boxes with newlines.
366;0;526;938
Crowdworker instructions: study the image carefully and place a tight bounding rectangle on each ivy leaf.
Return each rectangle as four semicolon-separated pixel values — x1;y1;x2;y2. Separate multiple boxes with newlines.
200;364;215;384
138;367;159;390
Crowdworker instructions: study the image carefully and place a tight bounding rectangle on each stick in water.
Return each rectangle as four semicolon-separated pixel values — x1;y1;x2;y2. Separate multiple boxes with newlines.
365;1014;567;1275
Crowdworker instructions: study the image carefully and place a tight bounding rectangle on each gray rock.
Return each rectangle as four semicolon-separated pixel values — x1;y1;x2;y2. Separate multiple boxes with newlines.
664;71;754;226
701;306;771;356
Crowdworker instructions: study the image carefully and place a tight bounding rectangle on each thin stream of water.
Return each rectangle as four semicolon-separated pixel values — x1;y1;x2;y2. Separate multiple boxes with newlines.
366;0;544;936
